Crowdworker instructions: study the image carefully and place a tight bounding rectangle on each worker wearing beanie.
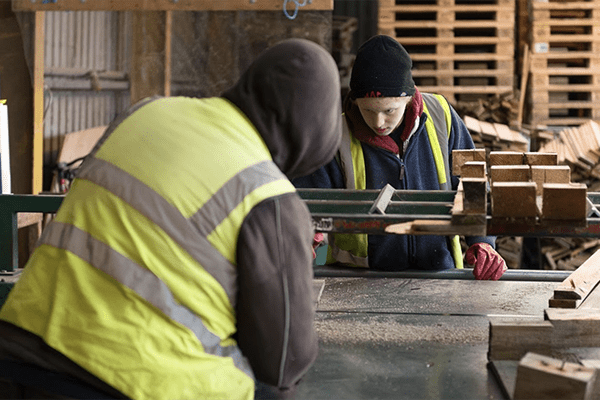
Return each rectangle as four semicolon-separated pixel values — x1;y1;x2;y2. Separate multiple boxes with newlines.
294;35;507;280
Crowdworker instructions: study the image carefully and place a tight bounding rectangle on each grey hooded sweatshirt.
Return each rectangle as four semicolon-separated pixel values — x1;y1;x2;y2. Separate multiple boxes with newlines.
223;38;342;397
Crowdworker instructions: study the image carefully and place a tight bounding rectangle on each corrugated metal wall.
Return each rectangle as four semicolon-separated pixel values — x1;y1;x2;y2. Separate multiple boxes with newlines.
43;11;131;169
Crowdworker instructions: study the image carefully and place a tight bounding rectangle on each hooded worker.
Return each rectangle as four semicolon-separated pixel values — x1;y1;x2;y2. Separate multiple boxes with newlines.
0;38;342;400
294;35;506;281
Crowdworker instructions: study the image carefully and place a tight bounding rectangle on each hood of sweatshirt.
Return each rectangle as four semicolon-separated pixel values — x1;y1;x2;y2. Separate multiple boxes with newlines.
222;39;342;180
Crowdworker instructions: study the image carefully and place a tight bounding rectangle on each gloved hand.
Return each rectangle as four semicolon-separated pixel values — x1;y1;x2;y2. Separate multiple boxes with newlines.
465;242;507;281
311;232;324;259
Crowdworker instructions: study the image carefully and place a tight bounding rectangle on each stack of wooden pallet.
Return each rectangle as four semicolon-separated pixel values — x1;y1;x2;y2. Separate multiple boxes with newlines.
378;0;515;105
529;0;600;128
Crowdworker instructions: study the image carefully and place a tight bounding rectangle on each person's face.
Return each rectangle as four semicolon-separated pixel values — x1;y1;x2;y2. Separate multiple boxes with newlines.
355;96;412;136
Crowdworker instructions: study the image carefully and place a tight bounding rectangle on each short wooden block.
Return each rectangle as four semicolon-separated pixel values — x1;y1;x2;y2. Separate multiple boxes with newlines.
461;161;487;178
490;165;530;183
491;182;537;218
542;183;587;220
513;352;596;400
525;152;558;166
489;151;524;166
461;177;487;214
452;149;486;176
531;165;571;196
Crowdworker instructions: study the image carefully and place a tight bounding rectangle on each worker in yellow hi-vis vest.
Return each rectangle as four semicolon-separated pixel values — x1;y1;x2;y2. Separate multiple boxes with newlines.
294;35;507;281
0;39;342;400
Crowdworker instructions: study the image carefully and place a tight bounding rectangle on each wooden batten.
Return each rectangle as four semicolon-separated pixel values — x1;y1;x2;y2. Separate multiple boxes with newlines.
531;165;571;196
461;161;487;179
452;149;487;176
525;152;558;166
489;151;524;166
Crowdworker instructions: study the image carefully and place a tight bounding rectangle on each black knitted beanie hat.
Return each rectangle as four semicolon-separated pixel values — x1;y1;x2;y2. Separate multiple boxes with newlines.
350;35;416;99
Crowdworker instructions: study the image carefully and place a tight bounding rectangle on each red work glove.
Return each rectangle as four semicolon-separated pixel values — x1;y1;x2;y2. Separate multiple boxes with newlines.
312;232;324;259
465;242;507;281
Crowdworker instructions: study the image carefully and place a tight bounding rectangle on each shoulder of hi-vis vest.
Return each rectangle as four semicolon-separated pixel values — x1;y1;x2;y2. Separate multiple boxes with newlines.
0;97;296;400
331;93;463;269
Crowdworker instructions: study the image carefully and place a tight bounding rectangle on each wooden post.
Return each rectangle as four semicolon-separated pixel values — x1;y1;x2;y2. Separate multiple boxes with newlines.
32;11;45;195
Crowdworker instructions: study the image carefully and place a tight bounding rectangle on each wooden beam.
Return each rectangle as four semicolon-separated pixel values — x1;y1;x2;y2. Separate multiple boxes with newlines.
490;165;530;183
452;148;486;176
130;11;171;104
32;11;44;195
489;151;524;166
542;183;587;221
12;0;334;11
491;182;537;218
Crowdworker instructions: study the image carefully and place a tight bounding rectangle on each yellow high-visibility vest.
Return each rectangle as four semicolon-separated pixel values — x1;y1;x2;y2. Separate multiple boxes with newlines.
0;97;297;400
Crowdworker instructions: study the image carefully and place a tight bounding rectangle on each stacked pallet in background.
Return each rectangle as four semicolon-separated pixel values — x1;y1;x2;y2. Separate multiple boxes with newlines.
378;0;515;106
332;15;358;95
529;0;600;128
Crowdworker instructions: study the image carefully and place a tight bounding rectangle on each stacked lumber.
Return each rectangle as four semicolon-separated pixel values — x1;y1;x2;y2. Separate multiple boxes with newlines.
464;115;529;152
529;0;600;128
378;0;515;105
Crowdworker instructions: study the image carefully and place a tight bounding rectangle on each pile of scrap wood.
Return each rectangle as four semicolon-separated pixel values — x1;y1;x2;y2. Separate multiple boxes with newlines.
538;120;600;190
455;91;520;126
464;115;529;153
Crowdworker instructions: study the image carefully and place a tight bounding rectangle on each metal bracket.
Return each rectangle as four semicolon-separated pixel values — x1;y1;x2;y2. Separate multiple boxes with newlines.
369;184;395;214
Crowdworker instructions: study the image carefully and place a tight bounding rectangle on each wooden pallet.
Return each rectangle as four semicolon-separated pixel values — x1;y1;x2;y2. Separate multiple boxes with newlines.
528;0;600;128
378;0;515;104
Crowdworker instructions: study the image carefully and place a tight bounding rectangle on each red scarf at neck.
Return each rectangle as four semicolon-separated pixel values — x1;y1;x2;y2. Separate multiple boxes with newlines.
345;88;423;155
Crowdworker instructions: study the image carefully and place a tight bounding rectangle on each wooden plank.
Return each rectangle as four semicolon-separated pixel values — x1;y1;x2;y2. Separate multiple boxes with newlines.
488;317;554;361
461;178;487;214
531;165;571;196
552;248;600;302
489;151;524;166
513;352;597;400
12;0;333;11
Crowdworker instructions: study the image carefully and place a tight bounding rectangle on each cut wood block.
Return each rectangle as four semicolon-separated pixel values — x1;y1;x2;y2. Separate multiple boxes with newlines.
461;177;487;214
542;183;588;221
513;352;597;400
525;152;558;166
551;248;600;304
461;161;486;178
452;148;487;176
490;165;530;183
490;151;524;166
531;165;571;196
491;182;537;218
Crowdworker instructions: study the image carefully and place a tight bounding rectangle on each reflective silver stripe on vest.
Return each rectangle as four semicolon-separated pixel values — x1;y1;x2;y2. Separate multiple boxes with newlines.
338;120;356;189
77;157;240;306
422;93;452;191
40;221;255;380
190;160;287;237
329;234;369;268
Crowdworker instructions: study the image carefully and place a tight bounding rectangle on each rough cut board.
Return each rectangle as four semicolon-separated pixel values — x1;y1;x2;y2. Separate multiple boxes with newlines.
550;248;600;307
452;148;487;175
12;0;333;11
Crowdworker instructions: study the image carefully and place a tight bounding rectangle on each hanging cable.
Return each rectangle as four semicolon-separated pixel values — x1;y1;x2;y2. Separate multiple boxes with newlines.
283;0;308;20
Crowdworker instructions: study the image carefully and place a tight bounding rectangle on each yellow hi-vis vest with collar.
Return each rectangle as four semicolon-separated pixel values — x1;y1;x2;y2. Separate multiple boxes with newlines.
328;93;464;269
0;97;297;400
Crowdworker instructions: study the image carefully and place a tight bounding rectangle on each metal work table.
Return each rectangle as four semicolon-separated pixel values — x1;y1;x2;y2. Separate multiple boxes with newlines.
297;274;563;400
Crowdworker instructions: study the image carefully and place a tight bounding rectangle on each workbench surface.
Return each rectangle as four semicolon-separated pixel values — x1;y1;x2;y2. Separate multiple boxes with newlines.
297;277;557;400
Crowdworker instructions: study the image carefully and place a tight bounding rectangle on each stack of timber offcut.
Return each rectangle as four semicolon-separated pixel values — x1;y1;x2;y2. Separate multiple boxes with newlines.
464;115;529;152
529;0;600;128
377;0;515;105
